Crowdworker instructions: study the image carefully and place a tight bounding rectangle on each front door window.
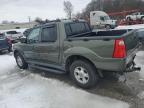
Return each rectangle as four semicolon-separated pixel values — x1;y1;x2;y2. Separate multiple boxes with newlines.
27;28;40;43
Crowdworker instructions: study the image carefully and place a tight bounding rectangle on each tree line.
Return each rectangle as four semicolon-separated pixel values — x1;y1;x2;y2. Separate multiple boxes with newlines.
63;0;144;20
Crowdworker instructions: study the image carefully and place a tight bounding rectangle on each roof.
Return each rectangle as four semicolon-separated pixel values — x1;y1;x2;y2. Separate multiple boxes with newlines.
34;19;86;28
90;11;108;16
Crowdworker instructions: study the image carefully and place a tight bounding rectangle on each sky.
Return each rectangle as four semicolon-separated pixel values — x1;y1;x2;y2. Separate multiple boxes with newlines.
0;0;91;23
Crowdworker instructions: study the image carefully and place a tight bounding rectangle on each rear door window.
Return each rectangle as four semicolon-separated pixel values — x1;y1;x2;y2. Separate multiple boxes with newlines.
27;28;41;43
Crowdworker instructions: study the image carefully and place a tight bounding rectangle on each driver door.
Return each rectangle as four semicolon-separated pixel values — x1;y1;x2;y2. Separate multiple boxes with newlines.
23;27;41;61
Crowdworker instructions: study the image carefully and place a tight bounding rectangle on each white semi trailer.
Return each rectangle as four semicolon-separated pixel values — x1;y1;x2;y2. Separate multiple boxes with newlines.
90;11;117;29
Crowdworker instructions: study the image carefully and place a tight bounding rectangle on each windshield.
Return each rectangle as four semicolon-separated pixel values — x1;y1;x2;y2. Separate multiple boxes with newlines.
104;16;110;20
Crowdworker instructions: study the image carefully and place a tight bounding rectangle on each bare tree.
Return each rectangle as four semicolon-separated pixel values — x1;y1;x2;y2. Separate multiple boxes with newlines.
63;1;73;19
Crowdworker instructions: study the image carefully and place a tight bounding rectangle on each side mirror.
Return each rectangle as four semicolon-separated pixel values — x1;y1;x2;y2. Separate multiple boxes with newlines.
20;37;27;43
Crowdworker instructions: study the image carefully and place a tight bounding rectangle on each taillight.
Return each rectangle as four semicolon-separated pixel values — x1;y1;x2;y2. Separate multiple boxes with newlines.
113;38;126;58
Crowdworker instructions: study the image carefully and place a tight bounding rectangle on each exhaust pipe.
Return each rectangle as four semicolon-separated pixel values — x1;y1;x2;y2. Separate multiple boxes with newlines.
133;67;141;71
126;62;141;72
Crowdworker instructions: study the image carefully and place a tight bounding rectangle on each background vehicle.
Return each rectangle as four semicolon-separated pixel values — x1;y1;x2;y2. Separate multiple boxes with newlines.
13;20;140;88
0;33;12;53
23;28;32;37
3;30;23;43
126;12;144;20
90;11;117;29
136;29;144;44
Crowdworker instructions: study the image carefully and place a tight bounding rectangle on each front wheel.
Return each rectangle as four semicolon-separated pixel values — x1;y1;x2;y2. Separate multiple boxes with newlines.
70;60;99;88
15;53;28;69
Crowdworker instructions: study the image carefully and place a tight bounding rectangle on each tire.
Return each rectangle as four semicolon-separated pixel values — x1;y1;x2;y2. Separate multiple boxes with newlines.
15;52;28;69
8;47;12;52
70;60;99;89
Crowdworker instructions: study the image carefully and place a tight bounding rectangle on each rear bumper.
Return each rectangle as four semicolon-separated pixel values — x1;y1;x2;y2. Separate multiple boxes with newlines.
0;47;9;51
95;49;139;73
97;43;141;73
95;58;135;73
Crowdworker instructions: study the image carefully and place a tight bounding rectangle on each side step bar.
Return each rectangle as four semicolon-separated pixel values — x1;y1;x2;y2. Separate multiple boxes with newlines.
29;64;66;74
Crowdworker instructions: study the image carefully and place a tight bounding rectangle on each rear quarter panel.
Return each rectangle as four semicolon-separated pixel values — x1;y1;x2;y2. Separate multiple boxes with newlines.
63;39;124;71
64;39;114;58
63;30;139;72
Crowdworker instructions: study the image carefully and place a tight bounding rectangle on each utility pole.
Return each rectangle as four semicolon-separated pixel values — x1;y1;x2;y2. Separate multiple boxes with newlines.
99;0;104;11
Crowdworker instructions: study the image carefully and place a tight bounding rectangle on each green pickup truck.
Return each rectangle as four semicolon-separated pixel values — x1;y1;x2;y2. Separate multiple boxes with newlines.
13;19;141;88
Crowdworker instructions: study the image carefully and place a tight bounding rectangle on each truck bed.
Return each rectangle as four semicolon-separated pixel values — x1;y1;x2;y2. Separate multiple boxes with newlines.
65;29;140;72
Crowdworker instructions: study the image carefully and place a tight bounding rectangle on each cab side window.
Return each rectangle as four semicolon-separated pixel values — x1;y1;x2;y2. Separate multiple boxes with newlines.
100;16;105;21
27;28;40;43
41;25;57;42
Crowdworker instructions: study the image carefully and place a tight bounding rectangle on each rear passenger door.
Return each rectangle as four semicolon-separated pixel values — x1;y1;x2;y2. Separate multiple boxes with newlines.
33;24;60;65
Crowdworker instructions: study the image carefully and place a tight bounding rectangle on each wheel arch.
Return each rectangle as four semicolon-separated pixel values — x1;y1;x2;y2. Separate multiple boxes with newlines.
65;55;97;73
14;50;19;58
13;50;25;59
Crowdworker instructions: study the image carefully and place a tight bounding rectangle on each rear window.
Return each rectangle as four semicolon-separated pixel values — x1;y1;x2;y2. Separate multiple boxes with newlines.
6;31;18;34
65;22;91;37
23;29;32;37
138;30;144;37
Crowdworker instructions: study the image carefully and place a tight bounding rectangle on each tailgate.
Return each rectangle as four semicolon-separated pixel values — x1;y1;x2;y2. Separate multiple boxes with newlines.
124;31;140;56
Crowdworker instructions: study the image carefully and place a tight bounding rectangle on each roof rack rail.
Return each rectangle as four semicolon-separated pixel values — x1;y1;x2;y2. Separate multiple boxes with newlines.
35;19;61;26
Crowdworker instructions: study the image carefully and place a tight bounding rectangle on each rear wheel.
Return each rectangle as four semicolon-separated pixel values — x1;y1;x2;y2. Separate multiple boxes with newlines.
15;53;28;69
70;60;99;88
105;25;111;29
